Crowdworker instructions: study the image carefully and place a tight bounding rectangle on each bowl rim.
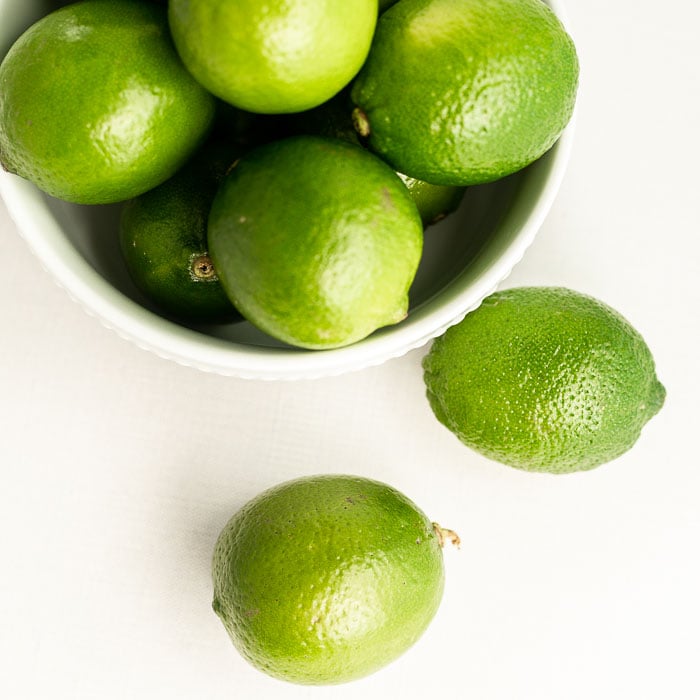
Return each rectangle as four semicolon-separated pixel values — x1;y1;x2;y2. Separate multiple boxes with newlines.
0;0;575;380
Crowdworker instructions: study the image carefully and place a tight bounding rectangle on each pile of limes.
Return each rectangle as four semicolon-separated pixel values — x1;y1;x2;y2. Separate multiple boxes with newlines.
0;0;668;687
0;0;579;348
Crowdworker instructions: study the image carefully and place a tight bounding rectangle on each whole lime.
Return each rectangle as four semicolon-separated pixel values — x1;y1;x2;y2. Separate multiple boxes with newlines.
119;141;241;323
423;287;666;473
168;0;378;114
351;0;579;185
0;0;216;204
207;135;424;349
212;474;453;684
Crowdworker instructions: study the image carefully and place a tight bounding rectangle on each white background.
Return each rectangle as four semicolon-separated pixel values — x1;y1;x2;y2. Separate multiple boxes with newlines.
1;1;699;698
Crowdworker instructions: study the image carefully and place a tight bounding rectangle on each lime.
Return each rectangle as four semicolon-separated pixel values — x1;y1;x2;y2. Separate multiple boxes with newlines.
212;474;455;684
0;0;215;204
423;287;666;473
168;0;378;114
119;141;241;323
396;172;466;227
351;0;579;185
207;135;424;349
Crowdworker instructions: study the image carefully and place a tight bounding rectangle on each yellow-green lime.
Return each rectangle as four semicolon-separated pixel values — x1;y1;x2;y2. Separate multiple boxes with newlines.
168;0;378;114
423;287;666;473
207;135;424;349
119;141;241;323
212;474;455;685
351;0;579;185
0;0;215;204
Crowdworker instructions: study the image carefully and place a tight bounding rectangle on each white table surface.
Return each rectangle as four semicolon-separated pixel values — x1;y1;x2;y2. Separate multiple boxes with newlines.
1;1;699;698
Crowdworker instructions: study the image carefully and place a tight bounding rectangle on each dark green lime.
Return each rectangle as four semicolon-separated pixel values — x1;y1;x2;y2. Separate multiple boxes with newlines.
119;140;242;323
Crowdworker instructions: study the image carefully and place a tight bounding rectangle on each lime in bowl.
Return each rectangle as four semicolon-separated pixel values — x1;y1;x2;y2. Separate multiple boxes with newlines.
0;0;576;380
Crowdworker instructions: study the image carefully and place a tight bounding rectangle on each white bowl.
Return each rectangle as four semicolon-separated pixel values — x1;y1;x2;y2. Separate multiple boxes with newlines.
0;0;575;380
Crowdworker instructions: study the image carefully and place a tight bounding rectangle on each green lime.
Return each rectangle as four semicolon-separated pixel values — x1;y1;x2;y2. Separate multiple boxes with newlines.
291;91;466;227
0;0;215;204
212;474;456;685
208;135;424;349
119;141;241;323
423;287;666;473
351;0;579;185
168;0;378;114
396;172;466;227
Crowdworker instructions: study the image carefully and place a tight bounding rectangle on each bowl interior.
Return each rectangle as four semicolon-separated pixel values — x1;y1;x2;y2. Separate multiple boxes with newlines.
0;0;573;378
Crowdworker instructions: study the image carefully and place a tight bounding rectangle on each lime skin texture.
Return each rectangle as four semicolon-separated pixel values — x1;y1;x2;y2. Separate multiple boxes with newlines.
119;140;242;324
207;135;424;350
212;474;446;685
168;0;378;114
351;0;579;186
423;287;666;473
0;0;216;205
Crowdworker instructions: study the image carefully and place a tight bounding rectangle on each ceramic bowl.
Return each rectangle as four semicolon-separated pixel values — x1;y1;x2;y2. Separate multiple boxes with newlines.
0;0;575;379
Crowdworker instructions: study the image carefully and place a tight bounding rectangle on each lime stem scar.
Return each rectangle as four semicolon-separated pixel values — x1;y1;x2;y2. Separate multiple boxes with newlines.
191;253;217;280
432;522;460;549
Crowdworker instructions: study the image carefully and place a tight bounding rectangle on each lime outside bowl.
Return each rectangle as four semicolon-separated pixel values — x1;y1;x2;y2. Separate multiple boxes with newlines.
0;0;575;380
